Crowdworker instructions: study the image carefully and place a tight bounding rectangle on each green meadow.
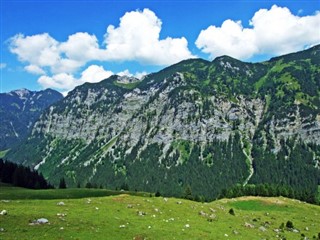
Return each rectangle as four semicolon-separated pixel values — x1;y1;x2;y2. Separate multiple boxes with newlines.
0;186;319;240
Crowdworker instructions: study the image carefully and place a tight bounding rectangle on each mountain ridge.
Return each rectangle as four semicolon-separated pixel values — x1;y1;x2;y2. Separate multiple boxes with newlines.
0;88;63;150
5;45;320;202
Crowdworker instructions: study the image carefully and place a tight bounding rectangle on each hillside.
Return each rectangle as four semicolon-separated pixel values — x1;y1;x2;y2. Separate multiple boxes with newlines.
0;88;63;151
6;45;320;201
0;187;319;239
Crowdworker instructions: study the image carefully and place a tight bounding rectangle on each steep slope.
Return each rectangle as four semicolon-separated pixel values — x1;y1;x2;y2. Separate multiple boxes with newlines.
7;45;320;201
0;88;63;150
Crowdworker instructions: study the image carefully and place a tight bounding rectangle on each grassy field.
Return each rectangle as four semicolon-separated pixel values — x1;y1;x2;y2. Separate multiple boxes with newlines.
0;186;319;240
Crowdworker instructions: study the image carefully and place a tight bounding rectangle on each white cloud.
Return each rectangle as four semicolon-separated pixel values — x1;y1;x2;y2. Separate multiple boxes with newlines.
104;8;195;65
196;20;257;59
37;65;114;91
10;33;60;67
196;5;320;60
59;32;104;63
0;63;6;69
24;65;45;75
9;8;193;92
134;71;147;80
80;65;113;83
38;73;76;90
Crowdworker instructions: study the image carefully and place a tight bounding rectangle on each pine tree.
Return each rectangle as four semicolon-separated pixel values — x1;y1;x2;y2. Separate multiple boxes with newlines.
59;178;67;189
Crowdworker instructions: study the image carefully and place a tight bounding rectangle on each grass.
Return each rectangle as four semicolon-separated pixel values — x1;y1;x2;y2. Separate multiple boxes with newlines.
0;149;9;158
113;81;140;90
0;187;319;239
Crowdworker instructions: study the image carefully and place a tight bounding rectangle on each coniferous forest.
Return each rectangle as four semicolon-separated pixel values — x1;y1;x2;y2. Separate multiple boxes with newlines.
0;159;52;189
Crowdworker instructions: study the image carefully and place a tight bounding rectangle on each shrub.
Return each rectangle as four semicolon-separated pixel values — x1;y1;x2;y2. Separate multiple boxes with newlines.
286;220;294;229
229;208;235;216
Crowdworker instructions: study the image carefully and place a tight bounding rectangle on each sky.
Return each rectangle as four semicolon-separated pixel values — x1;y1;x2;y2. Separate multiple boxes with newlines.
1;0;319;94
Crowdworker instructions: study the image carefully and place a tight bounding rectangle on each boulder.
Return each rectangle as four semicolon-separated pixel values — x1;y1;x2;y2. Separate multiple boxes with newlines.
0;210;7;215
37;218;49;224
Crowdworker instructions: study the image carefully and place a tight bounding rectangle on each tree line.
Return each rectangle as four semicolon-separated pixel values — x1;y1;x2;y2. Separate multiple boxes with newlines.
218;183;319;205
0;159;52;189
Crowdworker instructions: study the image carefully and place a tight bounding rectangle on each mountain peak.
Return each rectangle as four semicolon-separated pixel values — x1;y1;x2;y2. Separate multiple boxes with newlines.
9;88;33;98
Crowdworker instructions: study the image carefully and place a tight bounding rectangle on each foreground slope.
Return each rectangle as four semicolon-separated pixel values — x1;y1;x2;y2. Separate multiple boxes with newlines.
7;45;320;200
0;188;319;240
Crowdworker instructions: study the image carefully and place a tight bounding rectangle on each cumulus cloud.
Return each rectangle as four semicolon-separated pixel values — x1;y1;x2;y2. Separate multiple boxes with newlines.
38;73;76;90
59;32;105;63
196;5;320;60
10;33;60;67
37;65;114;92
80;65;113;83
9;8;193;92
24;65;45;75
104;8;194;65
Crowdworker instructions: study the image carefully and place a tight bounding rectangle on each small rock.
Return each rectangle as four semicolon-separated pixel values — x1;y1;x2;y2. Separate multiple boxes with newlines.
209;208;216;213
127;204;133;208
176;201;182;205
57;202;65;206
163;198;168;202
305;227;309;231
259;226;267;232
199;210;208;217
119;225;126;228
244;222;255;228
0;210;7;215
185;224;190;228
60;227;64;230
57;213;67;217
148;226;151;229
30;218;49;225
95;207;99;210
232;230;239;235
0;228;5;232
292;229;299;233
137;211;146;216
224;234;228;237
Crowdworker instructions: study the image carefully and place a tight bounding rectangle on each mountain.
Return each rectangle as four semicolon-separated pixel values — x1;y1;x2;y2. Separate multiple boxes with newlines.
0;88;63;150
7;45;320;201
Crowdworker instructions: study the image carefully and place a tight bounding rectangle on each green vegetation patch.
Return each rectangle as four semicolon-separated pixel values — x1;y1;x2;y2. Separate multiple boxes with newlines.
113;81;140;89
0;191;319;240
229;199;291;212
0;149;9;158
172;140;192;163
0;186;148;200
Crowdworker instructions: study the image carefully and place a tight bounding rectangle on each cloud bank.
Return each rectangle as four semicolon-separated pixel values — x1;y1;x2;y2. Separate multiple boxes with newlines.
8;6;320;92
9;9;194;92
196;5;320;59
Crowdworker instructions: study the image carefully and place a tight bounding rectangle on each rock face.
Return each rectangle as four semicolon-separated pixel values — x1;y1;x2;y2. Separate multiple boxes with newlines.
0;88;63;150
7;45;320;200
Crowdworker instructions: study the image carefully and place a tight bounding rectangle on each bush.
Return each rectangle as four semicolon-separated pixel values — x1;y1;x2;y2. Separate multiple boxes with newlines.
229;208;235;216
286;220;294;229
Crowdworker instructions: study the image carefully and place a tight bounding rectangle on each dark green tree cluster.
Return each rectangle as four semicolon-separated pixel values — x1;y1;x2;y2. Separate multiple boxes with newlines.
0;159;52;189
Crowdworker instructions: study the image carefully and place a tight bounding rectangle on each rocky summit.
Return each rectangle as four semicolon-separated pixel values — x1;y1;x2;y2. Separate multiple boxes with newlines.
7;45;320;201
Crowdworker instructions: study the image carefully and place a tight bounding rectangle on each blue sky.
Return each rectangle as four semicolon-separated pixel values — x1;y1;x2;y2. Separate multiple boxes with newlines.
1;0;319;94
